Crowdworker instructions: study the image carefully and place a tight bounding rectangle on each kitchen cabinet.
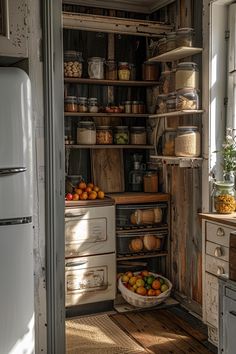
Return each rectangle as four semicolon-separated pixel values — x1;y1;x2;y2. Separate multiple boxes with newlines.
0;0;28;62
201;213;236;347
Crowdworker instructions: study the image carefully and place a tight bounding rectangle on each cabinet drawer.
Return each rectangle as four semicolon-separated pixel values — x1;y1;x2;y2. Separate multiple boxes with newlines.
205;254;229;277
206;241;229;262
206;221;233;247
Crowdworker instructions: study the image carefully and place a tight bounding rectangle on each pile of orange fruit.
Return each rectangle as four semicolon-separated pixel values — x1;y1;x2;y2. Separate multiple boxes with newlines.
65;181;105;201
118;270;169;296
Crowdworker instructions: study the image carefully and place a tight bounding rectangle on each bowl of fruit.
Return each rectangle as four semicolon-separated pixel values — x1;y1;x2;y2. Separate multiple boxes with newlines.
118;270;172;308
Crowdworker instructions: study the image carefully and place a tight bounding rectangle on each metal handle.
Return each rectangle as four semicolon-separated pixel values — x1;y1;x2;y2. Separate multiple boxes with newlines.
0;0;10;38
0;167;27;176
229;311;236;318
214;247;223;257
65;213;85;219
217;266;225;275
65;260;87;268
216;227;225;237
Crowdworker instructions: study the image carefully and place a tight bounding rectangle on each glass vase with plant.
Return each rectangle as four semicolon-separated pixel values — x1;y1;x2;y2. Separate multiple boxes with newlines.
216;128;236;182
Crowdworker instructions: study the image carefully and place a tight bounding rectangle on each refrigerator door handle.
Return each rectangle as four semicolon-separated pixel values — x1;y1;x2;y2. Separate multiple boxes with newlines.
0;216;32;226
0;167;27;176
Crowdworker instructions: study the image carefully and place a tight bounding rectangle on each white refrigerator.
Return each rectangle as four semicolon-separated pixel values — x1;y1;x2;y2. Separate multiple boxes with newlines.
0;68;34;354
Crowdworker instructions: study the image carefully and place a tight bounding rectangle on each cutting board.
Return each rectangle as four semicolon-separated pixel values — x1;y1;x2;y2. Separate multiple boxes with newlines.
91;149;125;193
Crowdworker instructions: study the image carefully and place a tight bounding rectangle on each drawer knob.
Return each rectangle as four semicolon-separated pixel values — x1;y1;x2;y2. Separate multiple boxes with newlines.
217;266;225;275
214;247;223;257
216;227;225;237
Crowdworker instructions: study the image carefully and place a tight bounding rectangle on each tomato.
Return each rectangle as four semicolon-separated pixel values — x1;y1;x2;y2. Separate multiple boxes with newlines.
65;193;73;201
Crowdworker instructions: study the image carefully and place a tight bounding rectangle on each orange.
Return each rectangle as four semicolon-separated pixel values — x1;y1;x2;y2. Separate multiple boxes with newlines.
72;193;79;201
87;182;94;189
141;270;150;277
97;190;105;199
125;271;133;278
136;286;147;296
78;181;87;190
86;187;92;193
88;191;97;200
74;188;83;195
155;289;161;296
80;192;88;200
147;289;156;296
93;185;100;192
152;279;161;290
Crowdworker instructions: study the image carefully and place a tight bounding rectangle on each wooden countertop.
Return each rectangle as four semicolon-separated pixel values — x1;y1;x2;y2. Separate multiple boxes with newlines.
107;192;170;205
199;212;236;228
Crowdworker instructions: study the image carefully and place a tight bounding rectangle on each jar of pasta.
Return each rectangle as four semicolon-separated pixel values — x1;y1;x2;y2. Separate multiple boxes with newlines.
212;181;236;214
118;62;130;80
176;88;199;110
64;51;83;78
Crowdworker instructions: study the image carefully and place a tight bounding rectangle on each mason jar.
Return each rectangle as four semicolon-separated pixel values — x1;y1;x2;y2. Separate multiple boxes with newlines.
64;96;77;112
114;126;129;144
212;181;236;214
77;97;88;113
88;57;105;79
162;128;176;156
64;51;83;78
77;121;96;145
118;62;130;80
175;126;200;157
88;97;98;113
142;62;159;81
96;126;113;145
130;126;147;145
105;59;117;80
176;88;199;110
175;62;199;90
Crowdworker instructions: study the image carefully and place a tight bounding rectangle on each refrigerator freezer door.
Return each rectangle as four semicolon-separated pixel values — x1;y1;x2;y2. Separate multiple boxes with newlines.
0;222;34;354
0;68;33;219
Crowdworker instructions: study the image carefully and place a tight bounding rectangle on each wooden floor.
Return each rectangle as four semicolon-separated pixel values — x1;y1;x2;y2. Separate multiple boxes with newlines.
109;307;217;354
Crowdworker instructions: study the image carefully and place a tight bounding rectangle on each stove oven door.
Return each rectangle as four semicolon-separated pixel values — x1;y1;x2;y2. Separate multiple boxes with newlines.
65;253;116;306
65;205;115;257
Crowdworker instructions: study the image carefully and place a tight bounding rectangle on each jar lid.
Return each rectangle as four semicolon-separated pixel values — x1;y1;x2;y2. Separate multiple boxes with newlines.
78;97;88;102
177;27;194;33
214;181;234;188
145;171;157;176
177;62;198;69
97;125;112;129
131;126;146;132
88;97;98;101
88;57;105;62
64;96;77;102
79;121;95;126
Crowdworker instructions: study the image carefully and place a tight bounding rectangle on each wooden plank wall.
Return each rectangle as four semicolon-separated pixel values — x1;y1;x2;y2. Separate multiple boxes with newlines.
166;0;203;315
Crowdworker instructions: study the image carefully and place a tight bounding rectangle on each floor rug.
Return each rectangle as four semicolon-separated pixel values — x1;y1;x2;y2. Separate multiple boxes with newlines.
66;313;147;354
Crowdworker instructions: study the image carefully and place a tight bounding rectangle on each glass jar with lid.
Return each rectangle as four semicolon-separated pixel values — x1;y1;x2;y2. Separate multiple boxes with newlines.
77;120;96;145
105;59;117;80
143;171;158;193
175;62;199;90
156;94;167;114
212;181;236;214
176;88;199;110
175;126;200;157
160;70;171;94
96;126;113;145
124;101;132;114
130;126;147;145
162;128;176;156
64;96;77;112
77;97;88;113
132;101;140;114
114;126;129;144
118;62;130;81
176;28;194;47
158;37;167;55
88;57;105;79
64;51;83;78
166;92;177;112
88;97;99;113
142;62;159;81
166;32;176;52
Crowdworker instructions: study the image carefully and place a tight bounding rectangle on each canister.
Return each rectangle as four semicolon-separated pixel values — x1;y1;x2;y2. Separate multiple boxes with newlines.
175;126;200;157
77;121;96;145
64;51;83;78
64;96;77;112
175;62;199;90
88;57;105;79
143;172;158;193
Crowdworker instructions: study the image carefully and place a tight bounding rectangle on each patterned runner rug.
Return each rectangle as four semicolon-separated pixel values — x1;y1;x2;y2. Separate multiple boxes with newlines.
66;313;147;354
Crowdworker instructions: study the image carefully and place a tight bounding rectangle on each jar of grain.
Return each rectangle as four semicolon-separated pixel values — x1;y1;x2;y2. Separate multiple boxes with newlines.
160;70;171;94
130;127;147;145
175;62;199;90
77;97;88;113
96;126;113;144
88;97;99;113
162;128;176;156
118;62;130;80
166;32;176;52
175;126;200;157
114;126;129;144
124;101;132;114
64;51;83;78
88;57;105;79
156;94;167;114
132;101;140;114
176;88;199;110
77;121;96;145
64;96;77;112
143;172;158;193
158;37;167;55
166;92;177;112
142;62;159;81
176;28;194;47
105;60;117;80
212;181;236;214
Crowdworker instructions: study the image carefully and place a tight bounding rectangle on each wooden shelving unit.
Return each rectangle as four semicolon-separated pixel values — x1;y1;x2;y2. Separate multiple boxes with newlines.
64;112;150;117
149;155;203;168
64;77;159;86
148;46;203;62
65;144;155;149
107;192;170;204
117;252;168;261
149;110;204;118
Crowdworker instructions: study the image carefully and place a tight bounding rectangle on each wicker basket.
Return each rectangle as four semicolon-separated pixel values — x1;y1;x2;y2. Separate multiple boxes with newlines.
118;272;172;308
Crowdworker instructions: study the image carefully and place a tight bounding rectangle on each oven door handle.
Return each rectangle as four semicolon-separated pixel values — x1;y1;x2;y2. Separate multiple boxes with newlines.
65;260;88;268
65;213;86;219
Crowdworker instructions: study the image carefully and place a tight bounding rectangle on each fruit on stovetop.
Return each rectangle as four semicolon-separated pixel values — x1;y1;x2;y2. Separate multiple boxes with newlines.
118;270;169;297
65;180;105;201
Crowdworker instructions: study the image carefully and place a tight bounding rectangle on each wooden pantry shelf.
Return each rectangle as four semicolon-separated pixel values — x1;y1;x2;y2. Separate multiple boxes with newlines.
148;46;203;62
117;252;168;261
107;192;170;204
65;144;155;149
149;155;203;168
64;112;150;117
64;77;160;86
149;110;204;118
